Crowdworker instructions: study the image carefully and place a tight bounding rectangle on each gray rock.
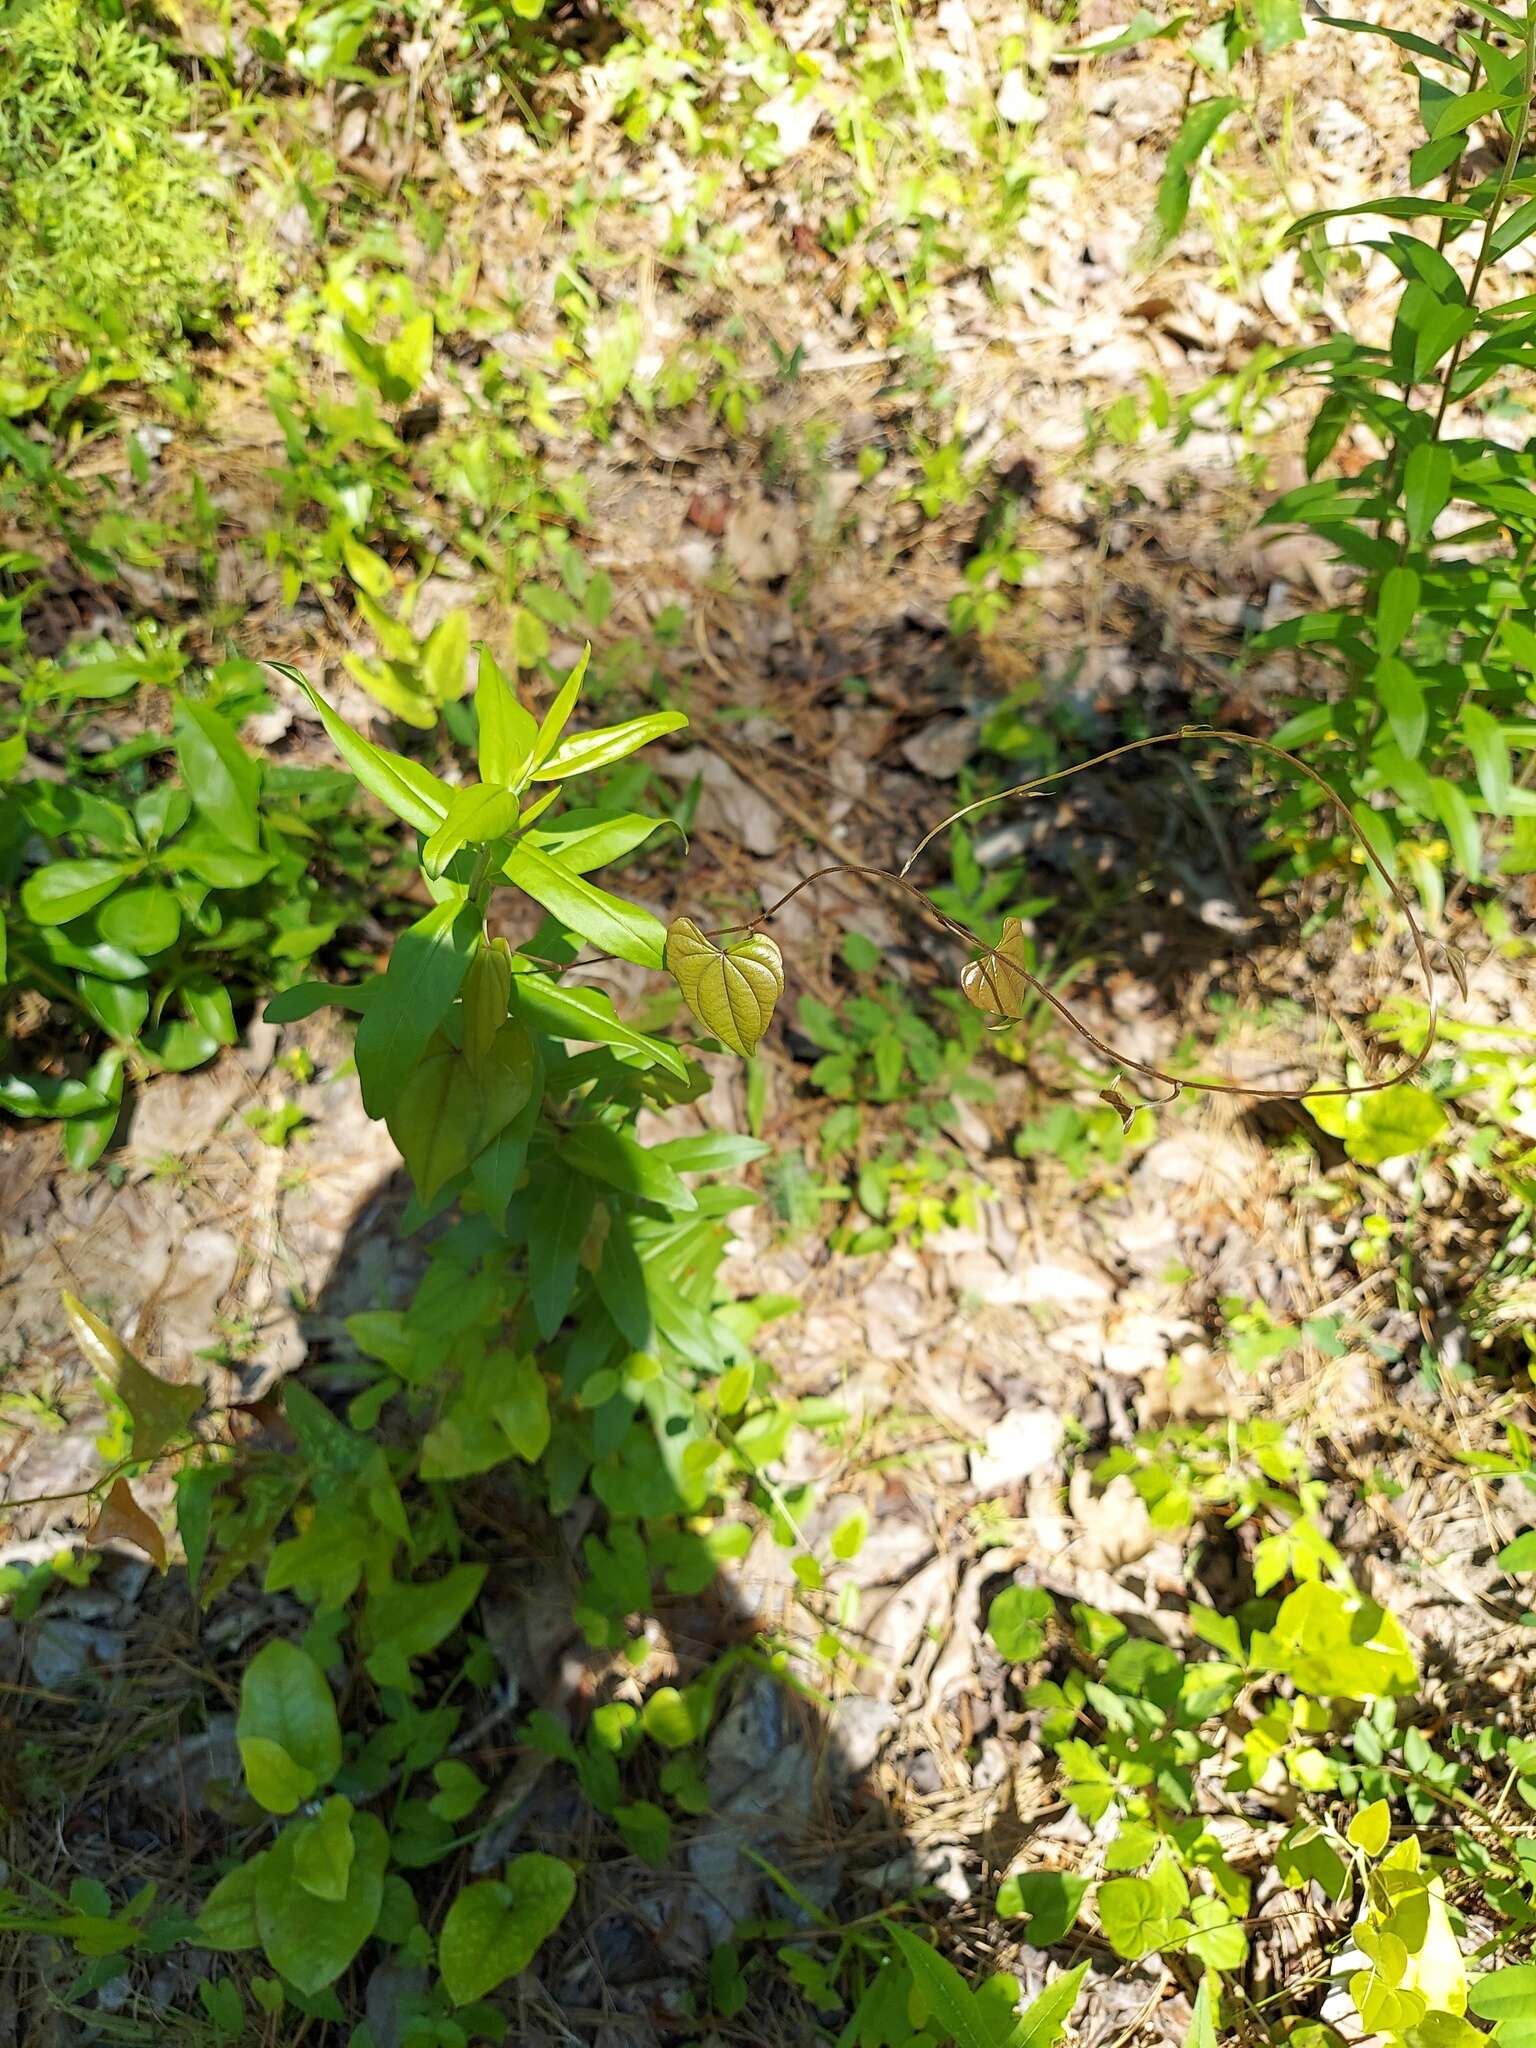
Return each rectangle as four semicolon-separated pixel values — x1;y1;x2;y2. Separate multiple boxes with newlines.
826;1697;898;1780
129;1713;241;1811
901;715;980;781
27;1618;127;1689
706;1674;786;1805
366;1962;430;2048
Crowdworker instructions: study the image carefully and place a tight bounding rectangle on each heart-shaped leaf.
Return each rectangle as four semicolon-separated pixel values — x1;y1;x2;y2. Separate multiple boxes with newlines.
438;1855;576;2005
254;1810;387;1992
961;916;1036;1020
665;917;783;1057
237;1639;342;1814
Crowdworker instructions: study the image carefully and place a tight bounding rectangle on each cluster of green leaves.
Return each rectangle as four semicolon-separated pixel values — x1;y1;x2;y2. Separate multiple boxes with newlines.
798;930;992;1137
1001;1579;1409;1939
262;243;592;611
151;648;1074;2037
240;0;580;100
0;0;229;404
1;650;399;1161
1252;9;1536;903
982;1550;1536;2046
1096;1413;1347;1584
1069;1;1307;265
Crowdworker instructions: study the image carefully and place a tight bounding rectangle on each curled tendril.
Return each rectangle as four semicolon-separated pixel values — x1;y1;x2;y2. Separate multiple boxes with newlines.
716;725;1445;1108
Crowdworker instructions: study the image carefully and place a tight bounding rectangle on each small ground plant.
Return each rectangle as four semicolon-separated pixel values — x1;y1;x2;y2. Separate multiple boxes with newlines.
1;650;400;1162
1250;10;1536;909
37;649;1085;2040
0;0;231;401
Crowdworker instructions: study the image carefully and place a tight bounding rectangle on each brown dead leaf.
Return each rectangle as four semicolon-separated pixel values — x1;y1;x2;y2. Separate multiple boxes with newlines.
686;490;730;536
725;494;800;584
87;1477;168;1573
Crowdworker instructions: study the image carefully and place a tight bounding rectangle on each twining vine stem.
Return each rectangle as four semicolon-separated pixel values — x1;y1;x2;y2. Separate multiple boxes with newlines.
720;725;1447;1110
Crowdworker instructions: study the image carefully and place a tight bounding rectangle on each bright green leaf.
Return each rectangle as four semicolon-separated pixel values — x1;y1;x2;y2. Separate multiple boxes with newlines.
254;1810;387;1993
531;709;687;782
236;1640;342;1815
1305;1082;1448;1166
437;1857;576;2006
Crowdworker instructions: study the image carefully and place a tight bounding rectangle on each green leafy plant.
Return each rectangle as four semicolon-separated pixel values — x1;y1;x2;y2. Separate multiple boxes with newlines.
135;643;1100;2033
1254;8;1536;898
1;654;399;1162
0;0;230;402
1068;3;1307;265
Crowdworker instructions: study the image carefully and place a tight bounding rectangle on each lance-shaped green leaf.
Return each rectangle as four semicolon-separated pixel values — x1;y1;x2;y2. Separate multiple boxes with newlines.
531;708;688;781
422;784;521;878
504;844;666;969
531;646;591;768
1142;97;1240;263
269;664;452;834
174;699;262;851
476;648;539;790
665;918;783;1057
61;1292;202;1461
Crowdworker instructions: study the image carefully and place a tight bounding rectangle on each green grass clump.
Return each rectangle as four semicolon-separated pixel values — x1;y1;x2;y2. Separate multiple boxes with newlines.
0;0;228;398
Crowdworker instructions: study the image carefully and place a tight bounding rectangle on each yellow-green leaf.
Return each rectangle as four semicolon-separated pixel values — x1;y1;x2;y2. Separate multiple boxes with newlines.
665;917;783;1057
476;648;539;789
422;784;521;878
532;646;591;768
341;535;393;600
354;591;419;664
421;610;472;706
462;941;513;1072
1348;1799;1392;1857
960;916;1036;1020
62;1292;202;1462
530;709;687;783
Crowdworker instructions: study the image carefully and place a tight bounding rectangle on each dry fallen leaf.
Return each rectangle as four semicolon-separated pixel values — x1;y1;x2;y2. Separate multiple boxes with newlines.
88;1476;168;1573
725;494;800;584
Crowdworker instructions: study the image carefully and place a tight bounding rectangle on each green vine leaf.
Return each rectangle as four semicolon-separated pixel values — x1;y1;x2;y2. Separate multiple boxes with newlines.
959;916;1034;1021
665;917;784;1057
